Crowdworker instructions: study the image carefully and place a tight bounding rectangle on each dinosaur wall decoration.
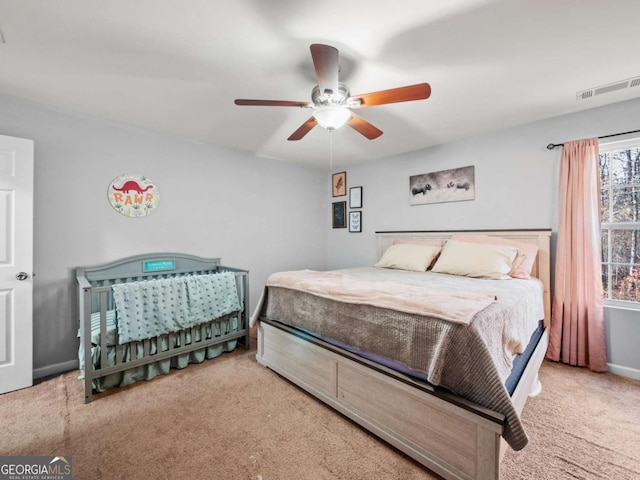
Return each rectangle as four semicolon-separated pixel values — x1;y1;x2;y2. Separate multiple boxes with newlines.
108;173;160;217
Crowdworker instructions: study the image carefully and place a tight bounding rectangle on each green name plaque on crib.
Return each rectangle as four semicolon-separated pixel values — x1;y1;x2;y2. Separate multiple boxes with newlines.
142;259;176;272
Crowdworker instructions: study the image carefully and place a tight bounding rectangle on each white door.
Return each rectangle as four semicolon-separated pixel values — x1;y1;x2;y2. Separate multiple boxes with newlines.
0;134;34;394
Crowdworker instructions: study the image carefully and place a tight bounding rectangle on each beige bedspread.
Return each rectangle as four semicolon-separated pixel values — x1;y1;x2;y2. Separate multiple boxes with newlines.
265;269;495;324
254;267;545;451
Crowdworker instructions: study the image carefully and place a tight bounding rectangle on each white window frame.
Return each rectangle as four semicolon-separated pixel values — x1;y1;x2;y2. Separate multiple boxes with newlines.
599;135;640;310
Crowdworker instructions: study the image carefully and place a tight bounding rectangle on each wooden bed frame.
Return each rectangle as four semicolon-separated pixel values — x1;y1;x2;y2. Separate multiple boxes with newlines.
256;229;551;480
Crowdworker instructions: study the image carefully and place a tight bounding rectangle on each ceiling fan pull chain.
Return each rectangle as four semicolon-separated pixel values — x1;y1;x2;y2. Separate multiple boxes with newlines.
329;130;333;169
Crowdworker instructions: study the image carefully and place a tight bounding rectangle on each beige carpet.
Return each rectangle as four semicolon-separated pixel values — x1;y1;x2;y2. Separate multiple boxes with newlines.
1;349;639;480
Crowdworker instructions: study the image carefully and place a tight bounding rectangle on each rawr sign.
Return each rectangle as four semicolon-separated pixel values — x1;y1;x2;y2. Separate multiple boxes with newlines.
108;173;160;217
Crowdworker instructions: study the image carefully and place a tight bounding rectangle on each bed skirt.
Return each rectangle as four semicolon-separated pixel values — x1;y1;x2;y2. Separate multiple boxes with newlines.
79;315;239;392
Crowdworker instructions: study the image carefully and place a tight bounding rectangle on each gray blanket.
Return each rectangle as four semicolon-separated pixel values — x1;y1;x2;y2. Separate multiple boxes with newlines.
256;267;544;451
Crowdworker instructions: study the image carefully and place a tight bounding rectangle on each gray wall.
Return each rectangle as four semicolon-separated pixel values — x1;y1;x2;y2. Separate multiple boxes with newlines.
327;97;640;376
0;93;328;377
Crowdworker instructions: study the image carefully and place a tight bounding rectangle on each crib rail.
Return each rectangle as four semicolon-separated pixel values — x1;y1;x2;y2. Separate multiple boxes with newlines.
77;253;249;403
89;313;246;378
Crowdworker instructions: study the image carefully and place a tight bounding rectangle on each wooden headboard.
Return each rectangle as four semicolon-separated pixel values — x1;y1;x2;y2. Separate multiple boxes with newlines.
376;229;552;327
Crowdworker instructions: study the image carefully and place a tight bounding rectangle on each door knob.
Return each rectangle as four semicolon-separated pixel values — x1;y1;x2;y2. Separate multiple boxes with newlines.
16;272;29;281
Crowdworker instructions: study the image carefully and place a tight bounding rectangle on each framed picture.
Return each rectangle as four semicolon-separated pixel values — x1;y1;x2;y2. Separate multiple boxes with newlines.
409;165;475;206
332;201;347;228
349;211;362;233
332;171;347;197
349;186;363;209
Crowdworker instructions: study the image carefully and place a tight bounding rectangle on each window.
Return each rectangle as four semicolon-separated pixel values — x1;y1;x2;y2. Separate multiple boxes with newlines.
599;137;640;306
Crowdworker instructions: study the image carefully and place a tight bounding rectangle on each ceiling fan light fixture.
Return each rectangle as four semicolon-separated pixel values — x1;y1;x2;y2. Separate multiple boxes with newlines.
313;106;352;131
234;43;431;141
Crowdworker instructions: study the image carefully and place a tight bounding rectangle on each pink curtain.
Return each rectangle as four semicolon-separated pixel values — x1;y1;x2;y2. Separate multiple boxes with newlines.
547;138;608;372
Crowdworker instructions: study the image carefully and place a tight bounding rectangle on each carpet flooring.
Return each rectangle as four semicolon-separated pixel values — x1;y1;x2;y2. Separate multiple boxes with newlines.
1;349;638;479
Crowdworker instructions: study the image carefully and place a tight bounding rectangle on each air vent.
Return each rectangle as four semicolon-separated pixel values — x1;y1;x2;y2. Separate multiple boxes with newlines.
576;89;593;101
577;76;640;101
595;81;629;96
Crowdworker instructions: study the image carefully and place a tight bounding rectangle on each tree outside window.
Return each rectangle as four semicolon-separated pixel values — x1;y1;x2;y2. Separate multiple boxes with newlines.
599;138;640;305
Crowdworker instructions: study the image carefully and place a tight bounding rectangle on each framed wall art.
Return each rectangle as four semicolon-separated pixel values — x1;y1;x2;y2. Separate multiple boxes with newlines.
332;201;347;228
409;165;475;206
349;211;362;233
349;186;363;209
332;171;347;197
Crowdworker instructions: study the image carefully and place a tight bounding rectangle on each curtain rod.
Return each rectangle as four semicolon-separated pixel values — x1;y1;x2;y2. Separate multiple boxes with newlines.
546;128;640;150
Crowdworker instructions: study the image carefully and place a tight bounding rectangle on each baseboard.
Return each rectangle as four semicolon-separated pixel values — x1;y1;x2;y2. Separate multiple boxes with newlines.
607;362;640;381
33;359;79;380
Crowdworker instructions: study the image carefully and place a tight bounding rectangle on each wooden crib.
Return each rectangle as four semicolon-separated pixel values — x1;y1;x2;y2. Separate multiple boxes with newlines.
77;252;249;403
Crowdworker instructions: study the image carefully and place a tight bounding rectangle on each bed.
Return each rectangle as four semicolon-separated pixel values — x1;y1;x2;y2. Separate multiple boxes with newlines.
77;253;249;403
254;229;551;480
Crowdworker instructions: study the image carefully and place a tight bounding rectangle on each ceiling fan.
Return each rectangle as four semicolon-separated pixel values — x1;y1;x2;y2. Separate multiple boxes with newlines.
234;44;432;141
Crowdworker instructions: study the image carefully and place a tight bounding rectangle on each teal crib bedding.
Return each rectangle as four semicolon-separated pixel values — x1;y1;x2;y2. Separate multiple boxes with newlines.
112;272;240;343
79;310;239;392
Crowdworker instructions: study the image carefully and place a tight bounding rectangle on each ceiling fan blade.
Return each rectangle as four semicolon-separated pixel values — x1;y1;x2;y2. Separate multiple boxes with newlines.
310;44;339;97
288;117;318;141
235;99;310;107
347;113;383;140
349;83;431;107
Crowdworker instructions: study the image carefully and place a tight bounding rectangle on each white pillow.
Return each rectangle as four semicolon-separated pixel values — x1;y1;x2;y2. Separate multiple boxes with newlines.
375;243;442;272
431;240;518;279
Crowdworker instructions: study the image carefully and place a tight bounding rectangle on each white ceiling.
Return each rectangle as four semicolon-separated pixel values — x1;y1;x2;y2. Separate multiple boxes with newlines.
1;0;639;169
